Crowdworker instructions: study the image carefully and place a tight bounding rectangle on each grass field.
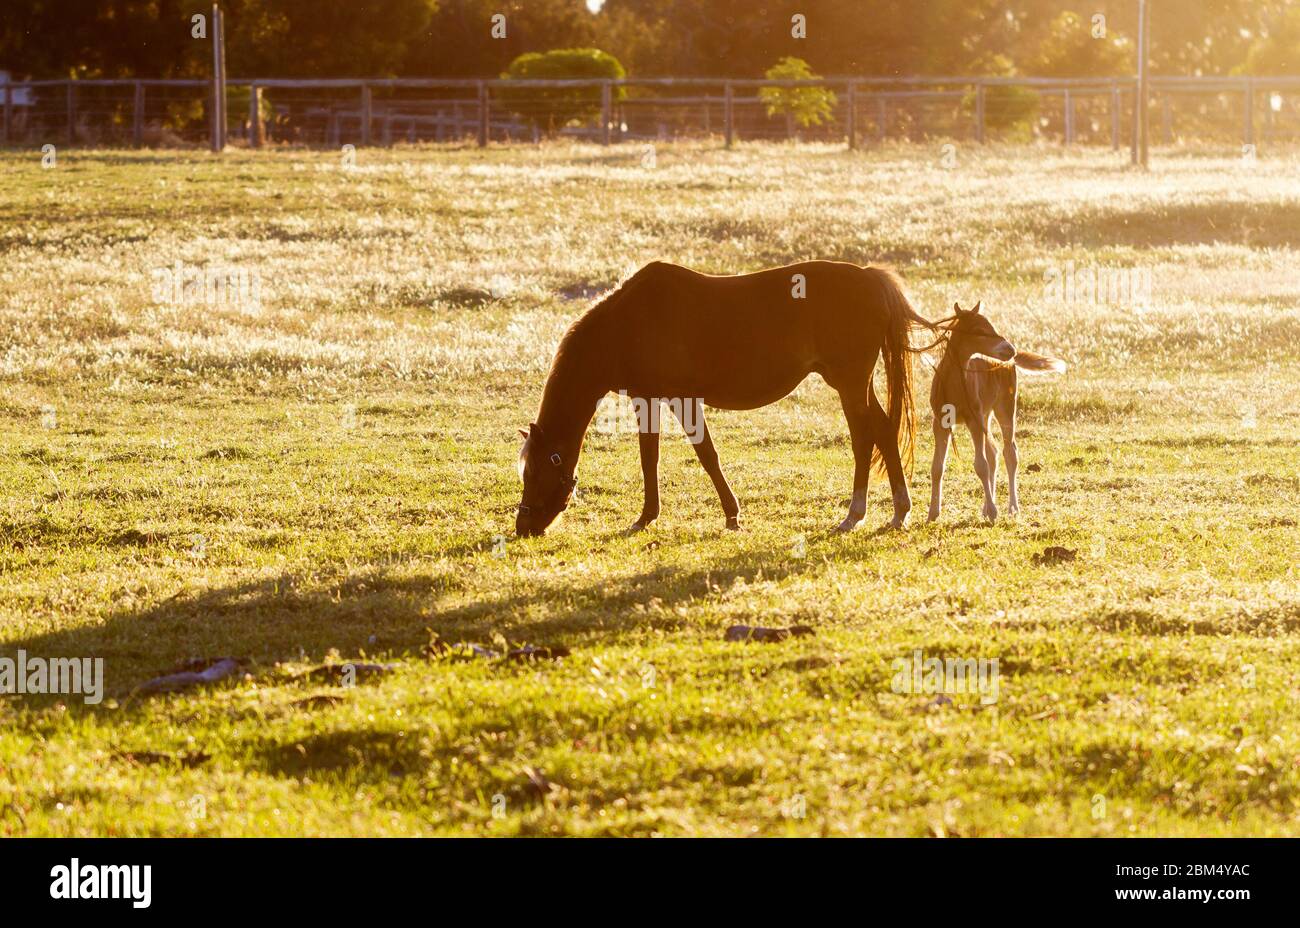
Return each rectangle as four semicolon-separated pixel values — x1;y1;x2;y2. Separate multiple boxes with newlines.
1;141;1298;836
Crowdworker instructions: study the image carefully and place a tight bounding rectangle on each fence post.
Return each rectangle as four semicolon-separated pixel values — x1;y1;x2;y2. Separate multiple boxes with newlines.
477;81;488;147
974;82;986;143
723;81;734;148
846;82;856;149
2;81;10;147
132;81;144;146
1265;83;1275;142
361;83;372;146
1135;0;1149;166
210;2;226;152
66;81;75;145
1110;81;1120;151
876;96;887;142
1161;93;1172;144
1063;89;1073;145
250;83;263;147
600;81;612;145
1244;78;1255;148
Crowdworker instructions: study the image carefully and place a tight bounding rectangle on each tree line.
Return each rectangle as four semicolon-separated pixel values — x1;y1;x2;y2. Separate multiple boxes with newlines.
2;0;1296;80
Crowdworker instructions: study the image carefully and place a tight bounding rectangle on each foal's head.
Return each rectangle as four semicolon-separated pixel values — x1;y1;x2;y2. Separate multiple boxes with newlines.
515;423;577;537
947;302;1016;363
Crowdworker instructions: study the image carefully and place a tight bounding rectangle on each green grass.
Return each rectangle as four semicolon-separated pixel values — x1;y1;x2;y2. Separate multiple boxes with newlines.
1;141;1298;836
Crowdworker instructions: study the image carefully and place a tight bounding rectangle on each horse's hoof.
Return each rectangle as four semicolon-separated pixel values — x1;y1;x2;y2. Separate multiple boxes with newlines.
725;517;741;531
834;518;859;533
625;521;649;535
890;511;912;530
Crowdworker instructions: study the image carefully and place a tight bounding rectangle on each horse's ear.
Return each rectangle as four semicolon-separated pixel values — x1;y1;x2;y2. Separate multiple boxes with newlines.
972;301;983;314
953;302;963;314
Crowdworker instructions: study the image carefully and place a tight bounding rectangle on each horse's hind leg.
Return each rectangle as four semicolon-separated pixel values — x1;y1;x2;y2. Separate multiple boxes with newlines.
675;399;740;530
868;387;912;528
834;388;875;532
630;419;661;532
993;397;1019;517
970;416;998;522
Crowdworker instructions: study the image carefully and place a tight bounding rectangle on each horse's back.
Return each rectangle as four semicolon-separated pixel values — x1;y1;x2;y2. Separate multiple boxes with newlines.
603;260;890;407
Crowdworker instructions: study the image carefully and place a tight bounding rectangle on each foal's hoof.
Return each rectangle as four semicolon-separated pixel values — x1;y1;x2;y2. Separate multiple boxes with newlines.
926;508;941;523
725;517;741;531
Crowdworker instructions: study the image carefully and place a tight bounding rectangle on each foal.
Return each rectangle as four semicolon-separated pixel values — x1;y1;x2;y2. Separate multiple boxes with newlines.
927;302;1066;523
515;261;938;536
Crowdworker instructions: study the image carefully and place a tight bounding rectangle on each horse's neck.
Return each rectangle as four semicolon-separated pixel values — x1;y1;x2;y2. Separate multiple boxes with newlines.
935;345;961;390
537;324;611;460
935;344;974;411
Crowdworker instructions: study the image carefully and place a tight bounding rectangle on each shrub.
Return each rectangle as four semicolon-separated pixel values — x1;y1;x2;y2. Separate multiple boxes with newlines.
500;48;626;133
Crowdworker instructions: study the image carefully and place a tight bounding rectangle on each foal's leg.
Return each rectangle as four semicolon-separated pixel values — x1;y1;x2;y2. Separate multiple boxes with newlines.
927;416;953;522
984;428;1000;502
674;399;740;530
969;418;998;522
868;387;912;528
630;416;661;531
834;389;875;532
993;401;1019;517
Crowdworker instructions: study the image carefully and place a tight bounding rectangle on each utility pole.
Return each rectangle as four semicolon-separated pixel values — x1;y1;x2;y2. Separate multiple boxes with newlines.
1133;0;1150;167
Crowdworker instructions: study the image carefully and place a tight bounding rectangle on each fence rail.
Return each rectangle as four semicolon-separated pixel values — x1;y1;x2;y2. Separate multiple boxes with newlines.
3;76;1299;152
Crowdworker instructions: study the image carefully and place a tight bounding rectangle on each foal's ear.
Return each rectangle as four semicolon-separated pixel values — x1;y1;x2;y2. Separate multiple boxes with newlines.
972;301;983;314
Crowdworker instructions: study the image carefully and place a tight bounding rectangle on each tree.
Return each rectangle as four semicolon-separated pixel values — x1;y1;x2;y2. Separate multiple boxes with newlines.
1243;6;1300;73
1033;11;1132;77
400;0;602;76
759;56;837;132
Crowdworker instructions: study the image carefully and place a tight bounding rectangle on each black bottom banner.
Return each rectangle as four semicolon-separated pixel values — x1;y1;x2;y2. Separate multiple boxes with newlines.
0;837;1286;916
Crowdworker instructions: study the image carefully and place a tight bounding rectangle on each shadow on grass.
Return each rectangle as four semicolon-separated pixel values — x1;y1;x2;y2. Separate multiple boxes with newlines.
1035;199;1300;249
6;536;822;705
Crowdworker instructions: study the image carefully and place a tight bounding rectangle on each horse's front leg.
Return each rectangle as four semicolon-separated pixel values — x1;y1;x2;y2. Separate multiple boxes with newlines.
675;399;740;530
630;425;661;532
927;415;953;522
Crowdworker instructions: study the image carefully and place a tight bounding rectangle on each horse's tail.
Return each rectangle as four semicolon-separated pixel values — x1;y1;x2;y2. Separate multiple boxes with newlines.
866;267;937;477
1012;350;1067;374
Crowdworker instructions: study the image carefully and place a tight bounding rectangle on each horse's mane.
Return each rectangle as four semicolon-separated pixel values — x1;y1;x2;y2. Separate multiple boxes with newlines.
549;265;653;372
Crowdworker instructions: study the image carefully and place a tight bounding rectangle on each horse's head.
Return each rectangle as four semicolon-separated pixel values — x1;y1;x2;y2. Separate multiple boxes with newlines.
515;423;577;537
950;302;1016;362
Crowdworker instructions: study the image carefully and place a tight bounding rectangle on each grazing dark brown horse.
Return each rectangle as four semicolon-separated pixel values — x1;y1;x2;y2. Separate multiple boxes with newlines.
515;260;938;537
926;302;1067;523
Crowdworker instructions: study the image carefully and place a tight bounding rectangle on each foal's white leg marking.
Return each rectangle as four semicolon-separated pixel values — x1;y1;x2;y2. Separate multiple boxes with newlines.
837;487;868;532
